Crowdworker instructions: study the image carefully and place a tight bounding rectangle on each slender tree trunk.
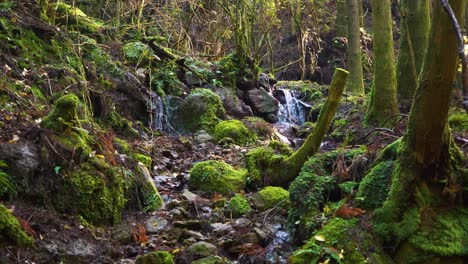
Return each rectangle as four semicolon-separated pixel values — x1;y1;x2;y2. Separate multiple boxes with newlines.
346;0;365;94
374;0;466;257
358;0;364;27
335;0;348;37
365;0;398;127
396;0;430;108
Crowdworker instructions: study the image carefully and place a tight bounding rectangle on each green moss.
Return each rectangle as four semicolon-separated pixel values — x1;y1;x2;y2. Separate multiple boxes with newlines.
268;140;293;155
191;256;227;264
50;3;103;33
214;120;257;145
356;160;394;209
245;146;276;187
290;218;367;264
226;193;251;218
122;41;154;65
252;186;289;211
0;203;34;247
41;93;92;156
175;88;226;133
113;137;131;154
448;110;468;132
133;153;152;170
135;251;174;264
189;160;247;195
54;158;126;225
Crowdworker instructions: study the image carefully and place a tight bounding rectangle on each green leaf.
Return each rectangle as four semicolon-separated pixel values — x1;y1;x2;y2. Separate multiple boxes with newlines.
54;166;62;175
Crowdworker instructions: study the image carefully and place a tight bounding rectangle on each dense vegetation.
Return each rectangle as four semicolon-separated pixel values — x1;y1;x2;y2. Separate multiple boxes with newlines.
0;0;466;263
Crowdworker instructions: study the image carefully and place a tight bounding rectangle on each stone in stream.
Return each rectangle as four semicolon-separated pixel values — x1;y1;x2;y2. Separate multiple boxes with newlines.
184;241;218;260
244;89;279;122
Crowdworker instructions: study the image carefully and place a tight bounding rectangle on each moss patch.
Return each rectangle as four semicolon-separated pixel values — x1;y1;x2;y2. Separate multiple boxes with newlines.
174;88;226;134
214;119;257;145
0;203;33;247
252;186;289;212
245;146;276;187
448;110;468;133
226;193;251;218
189;160;247;195
133;153;152;170
135;251;174;264
122;41;154;65
356;160;394;210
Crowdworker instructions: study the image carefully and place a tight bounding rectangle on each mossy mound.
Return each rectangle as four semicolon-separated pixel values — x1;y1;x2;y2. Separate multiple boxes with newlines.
214;120;257;145
122;41;154;65
0;203;33;247
356;160;394;210
226;194;251;218
267;140;293;156
448;110;468;132
191;255;227;264
241;117;274;138
189;160;247;195
252;186;289;212
290;218;373;264
54;158;126;225
49;3;103;33
245;146;276;187
135;251;174;264
288;148;367;240
392;208;468;263
174;88;226;134
41;93;92;156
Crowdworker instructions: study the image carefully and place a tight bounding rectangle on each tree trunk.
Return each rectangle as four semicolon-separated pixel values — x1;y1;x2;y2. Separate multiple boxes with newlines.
335;0;348;37
396;0;430;108
346;0;365;94
268;68;348;186
374;0;466;258
358;0;364;27
365;0;398;127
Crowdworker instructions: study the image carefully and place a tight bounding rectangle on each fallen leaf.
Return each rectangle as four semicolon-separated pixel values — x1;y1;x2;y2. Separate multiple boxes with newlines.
314;235;326;242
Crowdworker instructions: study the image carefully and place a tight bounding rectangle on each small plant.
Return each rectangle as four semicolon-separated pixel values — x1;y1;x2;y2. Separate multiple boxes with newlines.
0;160;16;199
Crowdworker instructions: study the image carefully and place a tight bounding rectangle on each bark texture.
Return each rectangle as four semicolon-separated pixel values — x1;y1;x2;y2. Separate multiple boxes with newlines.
396;0;430;107
335;0;348;37
346;0;365;94
365;0;398;127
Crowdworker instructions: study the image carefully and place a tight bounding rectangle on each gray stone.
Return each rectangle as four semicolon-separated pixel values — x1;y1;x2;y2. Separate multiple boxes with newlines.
244;89;279;121
214;86;253;119
185;241;218;260
211;223;233;234
194;130;213;144
0;141;39;183
144;216;169;234
112;222;133;243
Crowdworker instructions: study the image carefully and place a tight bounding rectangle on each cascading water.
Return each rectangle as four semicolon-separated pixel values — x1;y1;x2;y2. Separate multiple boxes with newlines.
275;89;311;126
149;92;176;133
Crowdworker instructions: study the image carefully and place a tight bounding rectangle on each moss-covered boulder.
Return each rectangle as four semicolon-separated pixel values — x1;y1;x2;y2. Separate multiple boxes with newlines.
226;194;251;218
185;241;218;260
241;116;274;138
214;120;257;145
191;255;227;264
290;218;371;264
54;158;126;225
49;3;103;33
174;88;226;133
189;160;247;195
0;203;33;247
41;93;92;156
252;186;289;212
355;160;393;210
122;41;154;65
135;251;174;264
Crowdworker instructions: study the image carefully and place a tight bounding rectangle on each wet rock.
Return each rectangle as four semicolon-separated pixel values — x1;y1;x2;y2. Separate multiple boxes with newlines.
174;220;202;230
238;233;258;244
144;216;169;234
185;241;218;260
135;251;174;264
114;259;134;264
183;230;206;240
211;223;234;234
112;222;133;243
244;89;279;122
0;141;39;187
194;130;214;144
214;86;253;119
253;227;268;243
191;255;227;264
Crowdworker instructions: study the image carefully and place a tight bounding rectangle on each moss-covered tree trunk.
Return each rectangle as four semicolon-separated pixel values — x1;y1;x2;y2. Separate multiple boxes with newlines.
374;0;466;260
358;0;364;27
336;0;348;37
396;0;430;108
365;0;398;127
346;0;365;94
269;68;348;186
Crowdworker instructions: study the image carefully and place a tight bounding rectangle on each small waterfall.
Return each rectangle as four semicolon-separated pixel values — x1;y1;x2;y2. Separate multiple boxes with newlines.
149;92;165;131
276;89;310;126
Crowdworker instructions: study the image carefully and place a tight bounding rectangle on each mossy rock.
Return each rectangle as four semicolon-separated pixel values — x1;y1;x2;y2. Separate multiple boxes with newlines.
191;255;228;264
185;241;218;259
244;146;277;188
135;251;174;264
133;153;152;170
241;117;274;138
50;3;103;33
54;158;127;225
287;148;367;240
267;140;293;156
0;203;33;247
448;110;468;133
174;88;226;134
290;218;369;264
214;120;257;145
252;186;289;212
189;160;247;195
122;41;154;65
226;194;251;218
356;160;394;210
41;93;92;156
